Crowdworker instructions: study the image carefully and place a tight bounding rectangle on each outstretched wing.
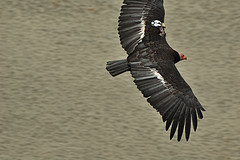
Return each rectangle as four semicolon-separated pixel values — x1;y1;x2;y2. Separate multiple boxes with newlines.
118;0;165;54
129;52;205;141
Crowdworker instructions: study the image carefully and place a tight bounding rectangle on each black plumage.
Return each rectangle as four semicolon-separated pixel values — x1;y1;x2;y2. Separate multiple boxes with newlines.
106;0;205;141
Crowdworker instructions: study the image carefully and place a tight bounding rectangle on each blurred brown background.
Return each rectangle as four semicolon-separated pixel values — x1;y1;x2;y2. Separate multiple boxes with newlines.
0;0;239;159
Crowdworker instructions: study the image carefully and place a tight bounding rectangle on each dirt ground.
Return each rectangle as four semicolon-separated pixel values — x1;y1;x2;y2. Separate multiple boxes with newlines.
0;0;239;159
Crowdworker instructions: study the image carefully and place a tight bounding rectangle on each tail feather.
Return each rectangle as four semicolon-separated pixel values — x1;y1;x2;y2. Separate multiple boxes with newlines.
106;59;130;77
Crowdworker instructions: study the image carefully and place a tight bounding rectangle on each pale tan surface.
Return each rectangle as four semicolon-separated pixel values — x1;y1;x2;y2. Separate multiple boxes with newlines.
0;0;240;160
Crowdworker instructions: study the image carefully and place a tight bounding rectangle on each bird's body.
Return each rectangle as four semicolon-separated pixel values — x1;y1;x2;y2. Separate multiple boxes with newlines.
106;0;205;141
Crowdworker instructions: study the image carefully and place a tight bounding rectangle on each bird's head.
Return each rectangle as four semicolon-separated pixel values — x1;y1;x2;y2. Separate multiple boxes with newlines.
174;51;187;63
179;52;187;61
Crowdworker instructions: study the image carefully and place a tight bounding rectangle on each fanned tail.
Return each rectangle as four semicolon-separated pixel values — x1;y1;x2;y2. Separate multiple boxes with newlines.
106;59;130;77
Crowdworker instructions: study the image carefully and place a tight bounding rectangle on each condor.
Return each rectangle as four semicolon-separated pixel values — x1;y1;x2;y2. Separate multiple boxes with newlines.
106;0;205;141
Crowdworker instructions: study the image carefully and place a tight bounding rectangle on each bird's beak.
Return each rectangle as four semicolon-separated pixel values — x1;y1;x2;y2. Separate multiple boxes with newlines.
182;55;187;60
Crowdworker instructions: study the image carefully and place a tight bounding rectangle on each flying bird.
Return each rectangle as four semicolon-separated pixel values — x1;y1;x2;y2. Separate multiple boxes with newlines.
106;0;205;141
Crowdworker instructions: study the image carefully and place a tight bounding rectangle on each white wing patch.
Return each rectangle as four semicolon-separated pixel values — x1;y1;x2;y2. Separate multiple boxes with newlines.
150;68;167;87
139;16;145;42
